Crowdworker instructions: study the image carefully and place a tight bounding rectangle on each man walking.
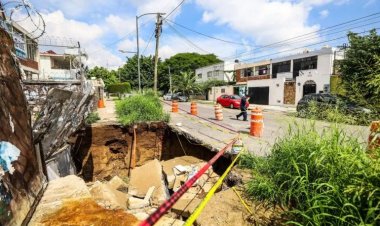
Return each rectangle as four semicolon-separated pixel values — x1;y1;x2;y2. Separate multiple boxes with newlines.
236;95;248;121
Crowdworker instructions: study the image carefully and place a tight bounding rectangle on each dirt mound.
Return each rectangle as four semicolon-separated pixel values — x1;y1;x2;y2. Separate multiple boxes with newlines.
40;198;139;226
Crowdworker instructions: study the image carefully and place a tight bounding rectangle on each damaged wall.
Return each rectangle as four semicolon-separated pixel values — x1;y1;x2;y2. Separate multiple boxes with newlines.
33;87;94;180
0;27;45;225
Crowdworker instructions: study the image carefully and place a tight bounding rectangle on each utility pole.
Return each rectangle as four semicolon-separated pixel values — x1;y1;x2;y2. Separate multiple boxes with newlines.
168;66;172;94
153;13;163;94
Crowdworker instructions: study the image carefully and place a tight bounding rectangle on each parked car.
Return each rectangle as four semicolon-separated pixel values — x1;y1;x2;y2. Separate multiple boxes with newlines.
297;93;371;114
216;95;249;109
163;93;172;101
171;92;189;102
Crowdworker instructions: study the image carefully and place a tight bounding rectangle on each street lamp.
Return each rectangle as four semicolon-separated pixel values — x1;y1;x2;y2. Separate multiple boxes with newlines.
136;12;165;93
118;49;137;82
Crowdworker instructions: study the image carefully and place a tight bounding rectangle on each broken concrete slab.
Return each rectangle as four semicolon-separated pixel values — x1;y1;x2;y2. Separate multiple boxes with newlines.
133;212;149;221
29;175;91;224
128;197;150;210
89;181;129;210
108;175;128;192
156;216;185;226
128;159;169;205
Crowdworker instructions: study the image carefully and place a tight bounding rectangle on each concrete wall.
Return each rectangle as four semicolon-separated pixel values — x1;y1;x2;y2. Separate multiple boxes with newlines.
247;77;286;106
208;85;234;102
195;62;233;83
39;55;77;80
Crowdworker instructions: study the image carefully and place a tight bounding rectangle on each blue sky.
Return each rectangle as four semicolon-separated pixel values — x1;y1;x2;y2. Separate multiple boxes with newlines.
20;0;380;68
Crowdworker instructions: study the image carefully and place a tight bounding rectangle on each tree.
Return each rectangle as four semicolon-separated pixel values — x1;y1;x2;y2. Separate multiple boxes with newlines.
87;66;119;88
118;55;157;90
172;72;200;96
159;53;222;92
340;29;380;111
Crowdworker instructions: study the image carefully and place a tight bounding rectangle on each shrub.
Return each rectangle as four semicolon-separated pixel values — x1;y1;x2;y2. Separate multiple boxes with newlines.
115;92;169;125
107;82;131;94
297;100;374;126
241;125;380;225
85;112;100;124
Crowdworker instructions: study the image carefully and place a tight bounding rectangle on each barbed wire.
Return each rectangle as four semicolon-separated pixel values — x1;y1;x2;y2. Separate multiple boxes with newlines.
0;0;45;39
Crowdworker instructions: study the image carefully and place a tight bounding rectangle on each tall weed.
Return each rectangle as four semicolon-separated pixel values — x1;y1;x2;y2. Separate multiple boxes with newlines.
241;124;380;225
116;92;169;125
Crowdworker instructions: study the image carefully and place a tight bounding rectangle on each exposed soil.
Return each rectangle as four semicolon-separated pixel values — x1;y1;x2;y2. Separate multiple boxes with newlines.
40;198;139;226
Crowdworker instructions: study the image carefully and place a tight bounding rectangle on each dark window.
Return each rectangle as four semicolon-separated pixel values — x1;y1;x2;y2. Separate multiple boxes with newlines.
293;56;318;78
272;61;291;78
255;65;270;76
221;88;225;93
241;68;253;77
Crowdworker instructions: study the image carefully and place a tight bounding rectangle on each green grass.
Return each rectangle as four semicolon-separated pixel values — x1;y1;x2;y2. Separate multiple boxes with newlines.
239;124;380;225
115;92;169;125
85;112;100;124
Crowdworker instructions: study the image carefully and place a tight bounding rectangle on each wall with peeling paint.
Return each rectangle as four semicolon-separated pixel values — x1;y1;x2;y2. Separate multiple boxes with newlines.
0;27;45;225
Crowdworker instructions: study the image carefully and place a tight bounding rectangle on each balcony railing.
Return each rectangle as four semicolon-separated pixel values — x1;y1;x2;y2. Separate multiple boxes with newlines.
18;58;38;70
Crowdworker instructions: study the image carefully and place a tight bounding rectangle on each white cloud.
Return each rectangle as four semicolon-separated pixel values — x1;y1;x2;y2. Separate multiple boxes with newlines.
196;0;321;46
128;0;185;18
105;15;136;38
319;9;329;18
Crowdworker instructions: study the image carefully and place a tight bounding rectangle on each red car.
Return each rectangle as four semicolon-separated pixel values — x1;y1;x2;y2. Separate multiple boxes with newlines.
216;95;249;109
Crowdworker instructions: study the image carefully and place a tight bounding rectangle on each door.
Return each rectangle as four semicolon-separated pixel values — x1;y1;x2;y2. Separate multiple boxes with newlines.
303;80;316;96
248;87;269;105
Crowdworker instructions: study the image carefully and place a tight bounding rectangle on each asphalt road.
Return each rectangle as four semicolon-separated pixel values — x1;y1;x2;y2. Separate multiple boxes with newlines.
164;100;370;148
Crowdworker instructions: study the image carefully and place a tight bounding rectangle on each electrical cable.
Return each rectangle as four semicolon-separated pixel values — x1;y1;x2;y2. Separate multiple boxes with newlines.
163;0;186;20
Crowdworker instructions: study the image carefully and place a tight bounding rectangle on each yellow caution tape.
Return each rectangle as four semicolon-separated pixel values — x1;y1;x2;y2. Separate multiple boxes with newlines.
232;187;253;215
184;151;243;226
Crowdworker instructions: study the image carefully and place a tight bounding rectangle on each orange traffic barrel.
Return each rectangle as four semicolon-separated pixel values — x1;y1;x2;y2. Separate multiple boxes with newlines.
172;100;179;113
190;101;197;116
250;107;263;137
368;121;380;150
97;99;105;108
214;104;223;121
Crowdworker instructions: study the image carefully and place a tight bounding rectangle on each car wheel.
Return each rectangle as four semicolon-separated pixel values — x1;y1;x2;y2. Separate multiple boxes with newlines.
230;103;234;109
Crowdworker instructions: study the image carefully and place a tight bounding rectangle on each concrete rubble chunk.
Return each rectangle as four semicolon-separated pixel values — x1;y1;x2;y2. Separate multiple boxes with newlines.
108;175;129;192
128;197;150;210
156;216;185;226
133;212;149;221
89;181;129;210
29;175;92;224
128;159;169;205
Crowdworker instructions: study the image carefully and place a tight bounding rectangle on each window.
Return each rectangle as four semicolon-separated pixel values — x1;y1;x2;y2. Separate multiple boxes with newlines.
293;56;318;78
255;65;270;76
272;61;291;78
221;88;225;93
207;71;212;78
241;68;253;77
197;73;202;79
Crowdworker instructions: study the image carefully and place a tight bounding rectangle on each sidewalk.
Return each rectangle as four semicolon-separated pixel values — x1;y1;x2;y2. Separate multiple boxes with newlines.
164;104;271;157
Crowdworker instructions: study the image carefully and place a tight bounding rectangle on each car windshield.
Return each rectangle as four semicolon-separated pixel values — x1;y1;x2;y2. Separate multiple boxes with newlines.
231;95;241;99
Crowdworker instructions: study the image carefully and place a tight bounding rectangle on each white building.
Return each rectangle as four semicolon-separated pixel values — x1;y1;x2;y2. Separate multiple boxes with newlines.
39;50;80;80
237;47;342;106
195;62;234;83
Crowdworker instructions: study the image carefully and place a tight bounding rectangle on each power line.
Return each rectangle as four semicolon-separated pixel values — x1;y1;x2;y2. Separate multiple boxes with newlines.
165;19;251;47
222;13;380;61
225;28;379;68
164;0;186;20
142;30;155;55
166;21;210;54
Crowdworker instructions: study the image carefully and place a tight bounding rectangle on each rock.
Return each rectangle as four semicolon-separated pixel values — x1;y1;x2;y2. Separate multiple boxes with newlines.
144;186;156;202
89;181;129;210
196;188;250;226
128;159;169;205
29;175;92;224
156;216;185;226
128;197;149;210
108;175;128;192
133;212;149;221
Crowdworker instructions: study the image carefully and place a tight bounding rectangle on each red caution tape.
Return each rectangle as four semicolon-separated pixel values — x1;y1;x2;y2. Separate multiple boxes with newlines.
139;138;237;226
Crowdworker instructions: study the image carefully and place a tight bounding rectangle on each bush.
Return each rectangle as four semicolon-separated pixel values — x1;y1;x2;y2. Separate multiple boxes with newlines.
297;101;374;126
107;82;131;94
240;125;380;225
85;112;100;124
115;92;169;125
